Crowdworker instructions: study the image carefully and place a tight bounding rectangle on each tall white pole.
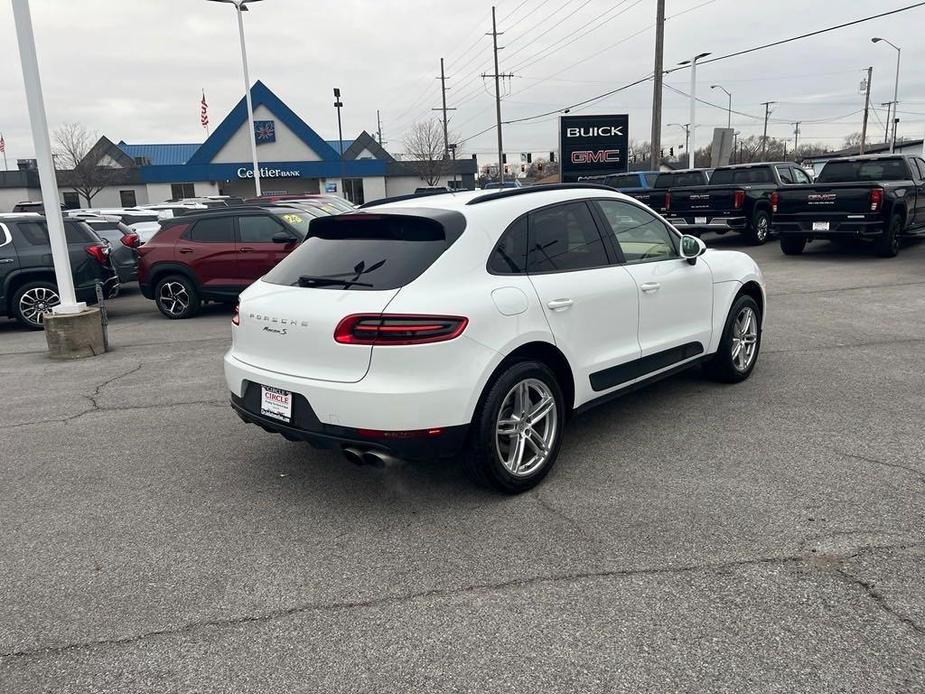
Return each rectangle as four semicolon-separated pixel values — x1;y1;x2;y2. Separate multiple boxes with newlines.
11;0;83;313
236;4;261;196
688;58;697;169
890;47;900;153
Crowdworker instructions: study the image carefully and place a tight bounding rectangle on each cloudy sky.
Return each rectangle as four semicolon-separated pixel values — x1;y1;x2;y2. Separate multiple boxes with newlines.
1;0;924;167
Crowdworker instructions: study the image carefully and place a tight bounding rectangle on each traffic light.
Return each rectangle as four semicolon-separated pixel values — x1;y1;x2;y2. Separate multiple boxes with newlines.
669;147;674;157
521;164;525;173
538;163;544;172
502;153;507;164
549;151;556;162
526;153;533;163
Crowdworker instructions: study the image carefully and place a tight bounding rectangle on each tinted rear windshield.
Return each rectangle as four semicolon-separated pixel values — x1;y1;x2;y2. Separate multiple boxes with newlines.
655;172;708;188
262;212;462;291
817;159;909;182
709;167;773;185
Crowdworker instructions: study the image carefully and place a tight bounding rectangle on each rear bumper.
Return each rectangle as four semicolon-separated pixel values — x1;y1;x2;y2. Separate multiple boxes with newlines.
668;215;748;232
76;275;120;303
230;386;468;461
774;217;886;238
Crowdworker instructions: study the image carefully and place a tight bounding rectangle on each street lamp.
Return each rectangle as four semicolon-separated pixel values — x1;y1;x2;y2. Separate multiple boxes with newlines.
677;52;710;168
333;88;345;197
710;84;732;129
667;123;691;160
206;0;264;196
872;37;901;153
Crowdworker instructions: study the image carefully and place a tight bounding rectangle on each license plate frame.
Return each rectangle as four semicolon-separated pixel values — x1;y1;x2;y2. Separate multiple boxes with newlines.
694;216;708;225
812;221;830;231
260;385;292;423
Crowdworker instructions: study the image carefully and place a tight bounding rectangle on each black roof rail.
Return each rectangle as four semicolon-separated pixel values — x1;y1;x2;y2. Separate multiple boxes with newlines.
359;189;464;209
466;182;615;205
177;204;283;217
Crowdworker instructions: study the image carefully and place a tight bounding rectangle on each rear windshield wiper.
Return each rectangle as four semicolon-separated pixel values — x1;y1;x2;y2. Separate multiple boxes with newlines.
297;275;373;288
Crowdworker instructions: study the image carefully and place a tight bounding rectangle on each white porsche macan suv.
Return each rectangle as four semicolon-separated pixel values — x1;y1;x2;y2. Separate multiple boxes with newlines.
224;184;765;493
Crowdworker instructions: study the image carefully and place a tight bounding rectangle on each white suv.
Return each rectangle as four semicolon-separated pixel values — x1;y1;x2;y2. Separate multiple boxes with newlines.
224;185;765;493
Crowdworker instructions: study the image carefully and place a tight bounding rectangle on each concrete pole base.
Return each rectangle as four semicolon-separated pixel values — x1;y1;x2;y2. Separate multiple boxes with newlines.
43;307;106;359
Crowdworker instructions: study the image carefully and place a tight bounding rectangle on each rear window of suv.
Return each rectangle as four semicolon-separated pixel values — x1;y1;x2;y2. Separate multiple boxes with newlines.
16;220;98;245
654;172;708;188
263;212;464;291
709;167;773;185
817;159;909;182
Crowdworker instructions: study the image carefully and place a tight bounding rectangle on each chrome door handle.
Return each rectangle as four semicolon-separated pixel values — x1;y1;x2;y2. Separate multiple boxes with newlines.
640;282;661;293
0;258;13;264
178;248;193;254
239;247;254;252
546;298;574;311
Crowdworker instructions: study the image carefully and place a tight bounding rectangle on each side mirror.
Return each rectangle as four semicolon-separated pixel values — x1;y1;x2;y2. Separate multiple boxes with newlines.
680;234;707;265
272;231;295;244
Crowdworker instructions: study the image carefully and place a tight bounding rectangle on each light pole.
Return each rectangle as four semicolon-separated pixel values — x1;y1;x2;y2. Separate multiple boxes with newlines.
710;84;732;129
668;123;690;161
334;87;345;197
678;52;710;169
11;0;83;316
207;0;263;196
872;37;901;153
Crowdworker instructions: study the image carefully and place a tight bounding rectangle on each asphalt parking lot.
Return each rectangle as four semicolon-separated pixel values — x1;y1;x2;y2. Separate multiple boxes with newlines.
1;236;923;693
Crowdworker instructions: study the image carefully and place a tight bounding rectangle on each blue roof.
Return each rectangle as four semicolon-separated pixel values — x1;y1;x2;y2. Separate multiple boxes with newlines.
325;140;353;154
117;142;201;166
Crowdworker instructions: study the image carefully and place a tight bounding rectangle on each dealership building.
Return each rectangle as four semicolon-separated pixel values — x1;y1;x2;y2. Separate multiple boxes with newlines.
0;81;476;211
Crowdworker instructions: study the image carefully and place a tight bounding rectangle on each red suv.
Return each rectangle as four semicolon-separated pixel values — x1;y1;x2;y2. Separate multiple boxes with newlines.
137;207;311;319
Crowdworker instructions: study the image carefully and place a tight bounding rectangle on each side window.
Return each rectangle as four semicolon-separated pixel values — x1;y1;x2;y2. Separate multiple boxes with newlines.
791;167;812;184
526;202;610;273
776;165;794;184
14;221;94;245
64;222;98;243
189;217;235;243
595;200;679;263
238;215;287;243
487;216;528;274
914;158;925;181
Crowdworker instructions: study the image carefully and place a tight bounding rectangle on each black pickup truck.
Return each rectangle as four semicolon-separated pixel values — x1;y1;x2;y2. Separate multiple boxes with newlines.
772;154;925;257
665;162;814;244
630;169;712;214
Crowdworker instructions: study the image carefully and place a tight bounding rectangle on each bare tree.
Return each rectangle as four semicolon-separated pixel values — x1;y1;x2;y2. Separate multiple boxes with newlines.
53;122;115;206
842;132;863;149
402;119;458;186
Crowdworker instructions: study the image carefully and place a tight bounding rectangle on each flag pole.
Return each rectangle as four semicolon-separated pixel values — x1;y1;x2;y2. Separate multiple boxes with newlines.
1;133;7;170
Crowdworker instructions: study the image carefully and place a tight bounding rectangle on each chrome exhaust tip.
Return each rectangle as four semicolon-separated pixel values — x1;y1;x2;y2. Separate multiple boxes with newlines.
342;447;364;466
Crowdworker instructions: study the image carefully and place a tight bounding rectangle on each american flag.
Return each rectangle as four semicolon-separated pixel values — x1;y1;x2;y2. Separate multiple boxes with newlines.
200;91;209;130
0;134;5;153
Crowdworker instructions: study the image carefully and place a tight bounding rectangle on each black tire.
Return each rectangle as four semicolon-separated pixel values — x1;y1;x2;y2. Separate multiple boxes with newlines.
12;280;60;330
874;214;902;258
746;209;771;245
154;274;200;319
703;295;762;384
465;360;566;494
780;235;807;256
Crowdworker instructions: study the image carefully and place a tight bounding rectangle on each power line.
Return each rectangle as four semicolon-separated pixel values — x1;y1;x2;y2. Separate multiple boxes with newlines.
665;2;925;75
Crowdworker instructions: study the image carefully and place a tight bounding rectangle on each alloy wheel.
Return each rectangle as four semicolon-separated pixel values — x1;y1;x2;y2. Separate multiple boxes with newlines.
495;378;558;477
19;286;60;327
731;306;759;372
158;281;190;317
755;216;769;242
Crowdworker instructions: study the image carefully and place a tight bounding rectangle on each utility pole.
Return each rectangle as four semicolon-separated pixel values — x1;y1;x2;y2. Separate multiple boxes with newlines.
793;122;801;155
376;109;385;145
649;0;665;170
433;57;456;159
881;102;893;143
761;101;775;159
485;7;511;184
860;67;873;154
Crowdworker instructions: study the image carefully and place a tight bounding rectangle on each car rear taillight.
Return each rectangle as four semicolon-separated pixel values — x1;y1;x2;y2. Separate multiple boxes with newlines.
334;314;468;345
869;187;884;212
733;190;746;209
770;192;779;213
232;303;240;326
121;233;140;248
85;244;109;264
664;191;671;211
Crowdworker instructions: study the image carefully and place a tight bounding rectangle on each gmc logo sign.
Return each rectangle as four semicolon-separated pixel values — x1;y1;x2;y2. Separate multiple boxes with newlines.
571;149;622;164
808;193;836;202
566;126;624;138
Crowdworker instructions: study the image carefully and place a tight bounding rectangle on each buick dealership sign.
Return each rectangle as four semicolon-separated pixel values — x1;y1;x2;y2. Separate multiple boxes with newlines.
559;114;629;182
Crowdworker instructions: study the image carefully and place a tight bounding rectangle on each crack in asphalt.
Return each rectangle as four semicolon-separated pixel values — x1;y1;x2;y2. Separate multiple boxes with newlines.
4;542;923;661
834;567;925;636
836;450;925;483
